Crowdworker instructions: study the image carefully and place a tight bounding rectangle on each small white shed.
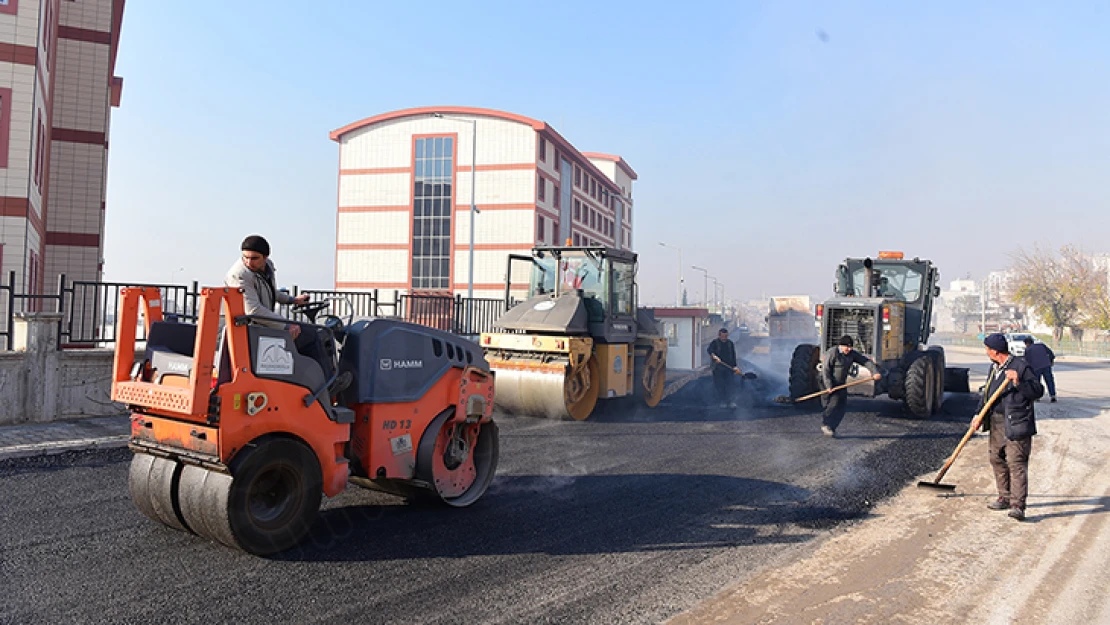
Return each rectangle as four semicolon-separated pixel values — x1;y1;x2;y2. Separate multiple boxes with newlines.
651;307;710;371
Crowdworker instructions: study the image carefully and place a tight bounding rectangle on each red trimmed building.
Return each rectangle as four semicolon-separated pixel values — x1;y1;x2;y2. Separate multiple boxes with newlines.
329;106;637;299
0;0;125;300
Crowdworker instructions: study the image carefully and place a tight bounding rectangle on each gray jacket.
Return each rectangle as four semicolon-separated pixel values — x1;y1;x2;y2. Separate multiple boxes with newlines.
225;258;294;328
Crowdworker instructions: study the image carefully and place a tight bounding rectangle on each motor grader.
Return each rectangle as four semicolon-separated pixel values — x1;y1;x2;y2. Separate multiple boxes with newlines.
479;245;668;420
112;286;498;555
787;251;969;417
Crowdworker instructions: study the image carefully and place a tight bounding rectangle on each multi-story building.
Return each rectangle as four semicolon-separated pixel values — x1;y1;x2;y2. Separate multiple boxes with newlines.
0;0;124;300
329;106;637;300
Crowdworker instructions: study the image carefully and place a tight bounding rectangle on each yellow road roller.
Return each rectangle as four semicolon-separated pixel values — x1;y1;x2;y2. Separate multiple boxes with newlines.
480;246;667;420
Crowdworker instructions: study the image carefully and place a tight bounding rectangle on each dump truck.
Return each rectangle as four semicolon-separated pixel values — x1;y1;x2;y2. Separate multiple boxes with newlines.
112;286;498;555
747;296;818;354
479;245;668;420
787;251;969;417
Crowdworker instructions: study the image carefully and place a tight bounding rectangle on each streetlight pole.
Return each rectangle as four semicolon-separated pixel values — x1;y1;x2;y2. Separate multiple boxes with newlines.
691;265;709;306
659;241;683;306
432;113;479;300
711;276;720;312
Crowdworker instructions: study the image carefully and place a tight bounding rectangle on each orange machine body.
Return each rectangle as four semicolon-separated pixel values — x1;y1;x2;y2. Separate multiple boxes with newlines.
349;365;495;481
111;287;351;496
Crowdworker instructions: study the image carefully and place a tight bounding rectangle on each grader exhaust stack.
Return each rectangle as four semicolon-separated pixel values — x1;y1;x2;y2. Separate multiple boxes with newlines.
480;246;668;421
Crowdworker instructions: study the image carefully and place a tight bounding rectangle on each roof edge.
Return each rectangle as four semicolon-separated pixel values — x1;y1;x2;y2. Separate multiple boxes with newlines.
329;106;545;141
582;152;639;181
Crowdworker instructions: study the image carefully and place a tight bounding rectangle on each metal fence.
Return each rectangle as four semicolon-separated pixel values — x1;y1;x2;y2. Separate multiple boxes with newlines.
0;273;509;350
933;334;1110;359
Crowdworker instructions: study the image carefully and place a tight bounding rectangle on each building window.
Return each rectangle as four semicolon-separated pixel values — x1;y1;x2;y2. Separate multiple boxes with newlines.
539;137;546;161
537;175;545;201
573;199;580;220
552;220;559;243
574;166;581;187
412;136;454;291
537;215;545;243
553;184;559;205
33;116;44;188
590;178;596;198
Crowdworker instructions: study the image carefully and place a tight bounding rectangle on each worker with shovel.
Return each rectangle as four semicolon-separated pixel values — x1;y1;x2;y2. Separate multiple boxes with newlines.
980;333;1043;521
820;335;882;438
708;327;743;408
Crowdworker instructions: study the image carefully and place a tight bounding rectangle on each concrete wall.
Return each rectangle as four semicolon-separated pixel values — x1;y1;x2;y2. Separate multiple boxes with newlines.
0;311;124;425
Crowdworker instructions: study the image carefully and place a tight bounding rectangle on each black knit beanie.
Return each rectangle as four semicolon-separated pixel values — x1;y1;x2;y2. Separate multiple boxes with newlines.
241;235;270;257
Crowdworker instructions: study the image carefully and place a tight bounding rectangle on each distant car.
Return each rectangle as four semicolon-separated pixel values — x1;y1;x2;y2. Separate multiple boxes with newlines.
737;323;750;334
1005;332;1035;357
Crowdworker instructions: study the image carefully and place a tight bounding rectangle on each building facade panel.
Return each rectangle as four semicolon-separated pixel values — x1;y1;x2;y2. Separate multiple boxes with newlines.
452;247;533;292
453;207;533;246
337;210;409;245
336;249;410;284
338;172;409;207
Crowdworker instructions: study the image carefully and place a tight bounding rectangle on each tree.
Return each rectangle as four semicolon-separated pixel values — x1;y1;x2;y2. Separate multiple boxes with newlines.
1009;245;1101;341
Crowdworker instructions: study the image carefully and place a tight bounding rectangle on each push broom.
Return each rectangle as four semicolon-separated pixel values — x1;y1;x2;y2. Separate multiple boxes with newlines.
918;380;1010;492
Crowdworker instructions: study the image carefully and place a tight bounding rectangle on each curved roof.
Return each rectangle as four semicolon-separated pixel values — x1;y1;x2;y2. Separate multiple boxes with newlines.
329;106;545;141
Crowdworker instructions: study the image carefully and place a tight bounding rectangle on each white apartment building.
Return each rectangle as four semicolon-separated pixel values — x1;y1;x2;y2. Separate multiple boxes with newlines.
0;0;124;299
329;106;637;300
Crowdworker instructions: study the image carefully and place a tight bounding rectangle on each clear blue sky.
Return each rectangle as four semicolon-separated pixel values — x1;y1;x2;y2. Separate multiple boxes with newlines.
104;1;1110;306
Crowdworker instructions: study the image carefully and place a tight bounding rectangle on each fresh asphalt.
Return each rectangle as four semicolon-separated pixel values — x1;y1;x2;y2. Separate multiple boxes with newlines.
0;377;978;625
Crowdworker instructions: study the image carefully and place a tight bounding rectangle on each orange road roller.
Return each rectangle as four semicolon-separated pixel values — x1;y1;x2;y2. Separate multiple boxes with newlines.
112;287;498;555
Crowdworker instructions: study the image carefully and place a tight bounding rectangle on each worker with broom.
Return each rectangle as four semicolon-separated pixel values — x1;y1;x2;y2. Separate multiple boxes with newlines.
820;335;882;438
980;333;1043;521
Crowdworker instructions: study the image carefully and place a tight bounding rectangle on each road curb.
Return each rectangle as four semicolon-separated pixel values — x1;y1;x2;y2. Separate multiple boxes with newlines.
0;435;130;461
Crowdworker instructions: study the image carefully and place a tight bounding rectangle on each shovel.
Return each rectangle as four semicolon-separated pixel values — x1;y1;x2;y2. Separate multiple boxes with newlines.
918;380;1010;492
712;354;758;379
773;377;875;404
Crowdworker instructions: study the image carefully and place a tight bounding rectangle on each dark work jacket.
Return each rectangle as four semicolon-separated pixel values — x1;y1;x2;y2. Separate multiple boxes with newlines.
979;355;1043;440
1023;343;1055;371
707;338;737;370
822;347;878;390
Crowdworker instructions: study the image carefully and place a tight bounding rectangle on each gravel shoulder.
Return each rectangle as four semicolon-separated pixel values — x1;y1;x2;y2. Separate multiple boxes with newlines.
671;348;1110;625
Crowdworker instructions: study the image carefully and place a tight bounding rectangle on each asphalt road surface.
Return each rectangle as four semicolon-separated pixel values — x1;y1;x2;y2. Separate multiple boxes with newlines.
0;367;980;625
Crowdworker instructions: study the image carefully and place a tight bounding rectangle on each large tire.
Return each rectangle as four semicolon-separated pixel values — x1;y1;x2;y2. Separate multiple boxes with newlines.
416;407;499;508
179;437;323;555
927;347;946;415
903;354;935;418
788;344;821;402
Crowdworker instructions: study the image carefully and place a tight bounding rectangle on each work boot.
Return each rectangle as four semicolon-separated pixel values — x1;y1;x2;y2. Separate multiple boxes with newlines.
987;498;1009;510
1008;507;1025;521
821;425;836;438
1050;396;1057;403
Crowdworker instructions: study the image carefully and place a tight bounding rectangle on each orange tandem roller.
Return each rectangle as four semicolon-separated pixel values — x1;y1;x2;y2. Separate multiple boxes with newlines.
112;286;498;555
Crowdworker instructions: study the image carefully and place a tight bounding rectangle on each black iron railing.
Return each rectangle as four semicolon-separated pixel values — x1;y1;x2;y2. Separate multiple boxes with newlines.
0;274;508;350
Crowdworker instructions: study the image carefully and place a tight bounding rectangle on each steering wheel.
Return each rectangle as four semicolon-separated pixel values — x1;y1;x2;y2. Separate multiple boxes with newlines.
291;300;329;323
